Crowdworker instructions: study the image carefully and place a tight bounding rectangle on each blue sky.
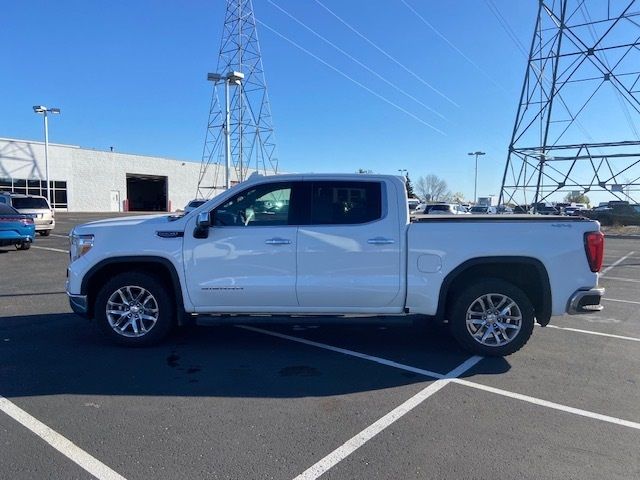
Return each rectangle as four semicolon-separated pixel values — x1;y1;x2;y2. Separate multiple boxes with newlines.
0;0;590;200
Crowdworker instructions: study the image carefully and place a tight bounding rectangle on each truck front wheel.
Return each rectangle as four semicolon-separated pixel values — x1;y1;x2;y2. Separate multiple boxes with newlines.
95;271;175;346
449;279;535;357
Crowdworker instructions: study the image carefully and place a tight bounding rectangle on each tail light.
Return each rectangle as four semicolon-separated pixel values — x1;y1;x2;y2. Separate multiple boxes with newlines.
0;216;33;225
584;231;605;272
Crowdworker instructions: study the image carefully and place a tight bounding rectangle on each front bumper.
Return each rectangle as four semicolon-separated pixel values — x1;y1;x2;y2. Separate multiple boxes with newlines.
567;287;605;314
68;293;89;317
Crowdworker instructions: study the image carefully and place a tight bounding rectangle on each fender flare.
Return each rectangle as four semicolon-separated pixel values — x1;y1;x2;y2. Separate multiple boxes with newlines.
81;256;187;322
436;256;552;326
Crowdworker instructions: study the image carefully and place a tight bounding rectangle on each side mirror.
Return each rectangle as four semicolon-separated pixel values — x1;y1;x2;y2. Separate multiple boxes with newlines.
196;211;210;228
194;211;211;239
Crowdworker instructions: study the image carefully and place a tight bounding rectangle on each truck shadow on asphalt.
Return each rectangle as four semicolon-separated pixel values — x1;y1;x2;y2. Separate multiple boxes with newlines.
0;313;510;399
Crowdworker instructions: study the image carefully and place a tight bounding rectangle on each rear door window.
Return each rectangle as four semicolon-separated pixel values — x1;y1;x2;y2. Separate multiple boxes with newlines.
310;181;382;225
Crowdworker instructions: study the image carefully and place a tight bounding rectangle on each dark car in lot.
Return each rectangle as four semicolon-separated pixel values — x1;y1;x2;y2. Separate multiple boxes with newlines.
0;203;35;250
584;203;640;226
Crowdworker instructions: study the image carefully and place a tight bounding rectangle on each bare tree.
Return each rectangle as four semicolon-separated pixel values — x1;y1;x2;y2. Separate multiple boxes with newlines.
415;174;450;202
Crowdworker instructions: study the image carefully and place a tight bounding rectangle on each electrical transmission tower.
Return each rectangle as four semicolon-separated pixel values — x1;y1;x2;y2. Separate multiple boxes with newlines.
197;0;278;198
500;0;640;208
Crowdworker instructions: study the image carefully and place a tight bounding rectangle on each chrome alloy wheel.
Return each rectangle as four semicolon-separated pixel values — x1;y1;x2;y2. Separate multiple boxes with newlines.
465;293;522;347
106;286;159;338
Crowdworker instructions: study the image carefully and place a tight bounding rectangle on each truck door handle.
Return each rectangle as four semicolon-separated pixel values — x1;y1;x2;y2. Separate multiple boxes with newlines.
265;237;291;245
367;237;395;245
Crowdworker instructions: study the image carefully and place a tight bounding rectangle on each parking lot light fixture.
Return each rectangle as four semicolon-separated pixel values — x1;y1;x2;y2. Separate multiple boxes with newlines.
207;71;244;189
468;151;486;203
33;105;61;204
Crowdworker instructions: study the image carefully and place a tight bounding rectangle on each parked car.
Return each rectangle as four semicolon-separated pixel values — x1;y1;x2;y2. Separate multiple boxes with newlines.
0;203;35;250
584;203;640;226
513;205;531;214
564;207;589;217
497;205;514;214
425;203;470;215
67;173;604;357
413;203;428;214
469;205;498;214
183;199;207;214
407;198;421;214
0;193;55;236
536;206;560;215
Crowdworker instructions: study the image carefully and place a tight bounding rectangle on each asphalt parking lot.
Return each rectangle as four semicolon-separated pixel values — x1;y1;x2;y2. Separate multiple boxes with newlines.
1;212;639;479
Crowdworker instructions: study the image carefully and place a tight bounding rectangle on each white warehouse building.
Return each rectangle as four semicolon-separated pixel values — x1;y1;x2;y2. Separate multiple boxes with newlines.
0;137;242;212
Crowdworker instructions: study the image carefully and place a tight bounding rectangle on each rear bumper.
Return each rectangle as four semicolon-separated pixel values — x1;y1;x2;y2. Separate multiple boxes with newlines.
0;235;33;246
68;293;89;317
567;287;604;314
35;222;55;231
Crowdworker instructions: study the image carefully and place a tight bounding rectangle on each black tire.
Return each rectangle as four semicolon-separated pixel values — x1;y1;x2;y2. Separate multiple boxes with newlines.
95;271;175;346
16;242;31;250
39;230;51;237
449;278;535;357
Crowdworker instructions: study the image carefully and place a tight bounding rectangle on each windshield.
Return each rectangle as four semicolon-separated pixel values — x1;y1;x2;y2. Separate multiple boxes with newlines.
470;206;486;212
188;200;207;208
12;197;49;209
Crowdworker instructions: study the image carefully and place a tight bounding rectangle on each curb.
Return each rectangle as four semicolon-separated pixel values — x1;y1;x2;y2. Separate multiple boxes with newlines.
603;234;640;240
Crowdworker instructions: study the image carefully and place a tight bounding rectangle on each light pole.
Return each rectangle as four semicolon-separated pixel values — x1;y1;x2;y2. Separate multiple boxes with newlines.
33;105;61;203
398;168;407;177
468;151;485;203
207;71;244;190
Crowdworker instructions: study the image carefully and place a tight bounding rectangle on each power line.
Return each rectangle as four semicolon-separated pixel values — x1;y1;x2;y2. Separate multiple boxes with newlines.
484;0;529;57
255;18;446;135
399;0;510;95
267;0;447;120
313;0;459;107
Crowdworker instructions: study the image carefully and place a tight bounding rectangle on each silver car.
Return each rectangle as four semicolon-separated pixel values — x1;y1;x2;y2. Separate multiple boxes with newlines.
0;194;55;236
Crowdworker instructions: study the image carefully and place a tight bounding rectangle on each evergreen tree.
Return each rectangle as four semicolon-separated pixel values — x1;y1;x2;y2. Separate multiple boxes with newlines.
405;173;416;198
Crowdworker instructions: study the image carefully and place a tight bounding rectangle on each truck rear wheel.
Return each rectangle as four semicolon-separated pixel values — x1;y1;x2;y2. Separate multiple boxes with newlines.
449;278;535;357
95;271;175;346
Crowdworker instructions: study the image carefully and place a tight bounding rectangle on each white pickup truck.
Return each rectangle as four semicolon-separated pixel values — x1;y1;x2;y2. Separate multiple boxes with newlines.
66;174;605;356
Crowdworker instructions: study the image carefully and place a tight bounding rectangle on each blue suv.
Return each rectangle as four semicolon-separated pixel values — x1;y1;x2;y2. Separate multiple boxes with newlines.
0;203;35;250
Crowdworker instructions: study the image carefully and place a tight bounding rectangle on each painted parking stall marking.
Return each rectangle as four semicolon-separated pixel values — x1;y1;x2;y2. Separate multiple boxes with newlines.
0;396;127;480
604;297;640;305
31;245;69;254
536;323;640;342
601;276;640;283
294;356;483;480
600;251;635;276
244;327;640;432
239;326;446;379
451;379;640;430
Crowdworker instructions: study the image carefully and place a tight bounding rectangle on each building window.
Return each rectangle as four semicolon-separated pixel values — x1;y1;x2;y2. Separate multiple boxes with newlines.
0;177;68;209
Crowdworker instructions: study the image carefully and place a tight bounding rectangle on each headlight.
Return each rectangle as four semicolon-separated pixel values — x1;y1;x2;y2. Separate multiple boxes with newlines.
69;231;94;262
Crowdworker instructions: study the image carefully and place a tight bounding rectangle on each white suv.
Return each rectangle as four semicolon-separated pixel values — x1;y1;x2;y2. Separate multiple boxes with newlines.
0;194;55;235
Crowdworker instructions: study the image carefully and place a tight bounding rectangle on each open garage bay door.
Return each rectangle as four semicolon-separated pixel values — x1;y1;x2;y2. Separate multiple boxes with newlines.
126;174;168;212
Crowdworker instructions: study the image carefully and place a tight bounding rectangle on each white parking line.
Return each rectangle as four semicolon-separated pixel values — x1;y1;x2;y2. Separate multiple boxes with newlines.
243;328;640;433
600;251;635;276
31;246;69;254
293;356;482;480
239;326;445;379
452;379;640;430
542;324;640;342
604;297;640;305
600;276;640;283
0;396;127;480
48;233;69;238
